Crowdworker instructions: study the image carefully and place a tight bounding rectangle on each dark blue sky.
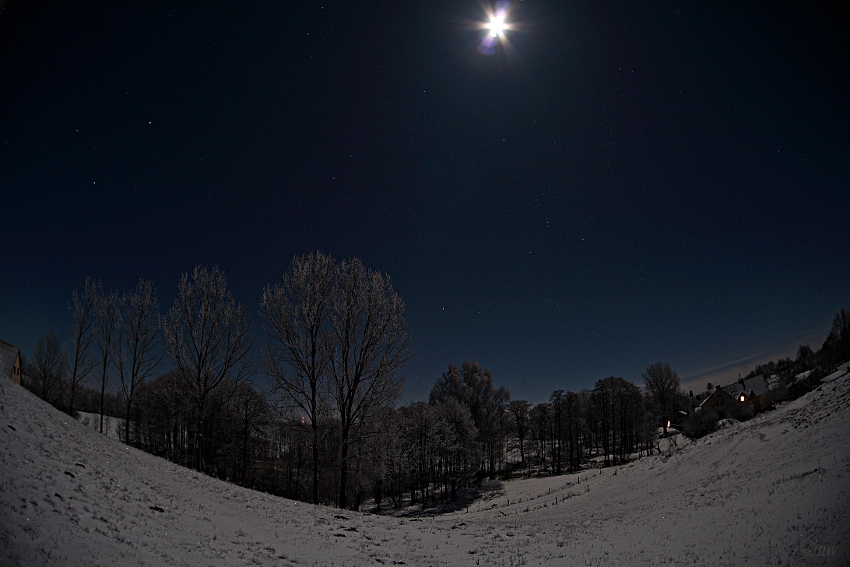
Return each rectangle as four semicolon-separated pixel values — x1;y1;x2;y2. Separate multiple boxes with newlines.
1;1;847;402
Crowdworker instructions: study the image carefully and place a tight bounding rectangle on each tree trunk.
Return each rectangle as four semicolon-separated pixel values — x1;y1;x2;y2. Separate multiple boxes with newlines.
339;439;349;509
312;434;320;505
124;398;132;445
99;355;108;434
241;410;249;486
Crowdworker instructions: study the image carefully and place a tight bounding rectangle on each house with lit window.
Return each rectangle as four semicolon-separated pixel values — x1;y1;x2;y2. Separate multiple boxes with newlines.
696;375;773;415
728;375;774;413
0;339;22;385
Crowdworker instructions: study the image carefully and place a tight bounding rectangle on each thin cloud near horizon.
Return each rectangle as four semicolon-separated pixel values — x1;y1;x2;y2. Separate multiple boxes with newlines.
678;325;830;390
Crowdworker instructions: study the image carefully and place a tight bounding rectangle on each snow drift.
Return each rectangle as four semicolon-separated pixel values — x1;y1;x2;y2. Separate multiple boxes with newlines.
2;365;849;566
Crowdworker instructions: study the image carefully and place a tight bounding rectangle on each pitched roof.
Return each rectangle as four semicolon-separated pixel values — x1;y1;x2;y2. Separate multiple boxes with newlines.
723;375;769;398
0;339;21;381
699;386;732;408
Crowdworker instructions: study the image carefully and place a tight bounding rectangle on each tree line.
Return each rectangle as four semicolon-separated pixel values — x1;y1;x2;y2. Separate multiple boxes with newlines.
23;254;410;510
19;254;850;510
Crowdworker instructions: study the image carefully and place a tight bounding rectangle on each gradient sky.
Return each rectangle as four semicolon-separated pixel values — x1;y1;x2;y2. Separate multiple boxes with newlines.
1;1;847;402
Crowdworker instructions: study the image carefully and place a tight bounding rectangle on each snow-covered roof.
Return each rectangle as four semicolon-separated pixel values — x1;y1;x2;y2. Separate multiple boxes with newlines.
0;339;20;382
698;386;731;408
720;375;769;398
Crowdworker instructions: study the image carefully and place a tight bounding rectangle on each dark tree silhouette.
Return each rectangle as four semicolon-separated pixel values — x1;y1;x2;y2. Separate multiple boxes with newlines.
163;265;253;472
260;251;335;505
642;361;680;435
94;287;120;433
327;257;410;509
33;331;65;406
115;279;163;446
508;399;531;471
68;278;99;416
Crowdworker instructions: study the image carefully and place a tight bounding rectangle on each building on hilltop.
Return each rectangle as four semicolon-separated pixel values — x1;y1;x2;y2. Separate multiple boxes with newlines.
0;339;22;385
696;374;774;415
698;384;732;411
727;375;774;413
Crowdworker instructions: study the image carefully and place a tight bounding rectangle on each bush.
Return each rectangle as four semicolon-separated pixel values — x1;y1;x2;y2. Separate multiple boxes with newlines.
725;400;754;422
682;407;720;439
787;371;824;400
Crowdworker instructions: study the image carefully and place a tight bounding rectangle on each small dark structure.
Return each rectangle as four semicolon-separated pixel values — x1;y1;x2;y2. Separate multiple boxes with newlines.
0;339;22;385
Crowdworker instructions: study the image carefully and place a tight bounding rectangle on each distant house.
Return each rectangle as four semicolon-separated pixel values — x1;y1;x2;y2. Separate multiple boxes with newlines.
728;375;774;413
0;339;22;385
698;385;732;411
697;375;774;415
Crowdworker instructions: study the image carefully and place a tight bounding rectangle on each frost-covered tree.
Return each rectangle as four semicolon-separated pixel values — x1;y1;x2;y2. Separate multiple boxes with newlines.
430;361;510;475
67;278;99;416
163;265;253;472
262;253;410;508
115;279;163;446
327;257;410;509
260;251;335;505
94;287;120;433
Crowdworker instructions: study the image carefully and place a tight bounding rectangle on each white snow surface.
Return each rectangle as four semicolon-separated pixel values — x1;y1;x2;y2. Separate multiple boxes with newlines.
2;366;850;566
77;412;123;441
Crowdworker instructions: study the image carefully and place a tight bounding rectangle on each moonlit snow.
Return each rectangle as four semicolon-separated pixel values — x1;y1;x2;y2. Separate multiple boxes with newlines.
2;365;849;565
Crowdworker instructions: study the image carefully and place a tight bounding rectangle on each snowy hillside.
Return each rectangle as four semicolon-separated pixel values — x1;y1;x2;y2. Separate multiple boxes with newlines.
77;412;123;441
2;365;849;566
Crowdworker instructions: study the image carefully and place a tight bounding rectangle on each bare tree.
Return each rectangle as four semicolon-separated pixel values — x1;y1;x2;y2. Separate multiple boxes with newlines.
115;279;163;446
831;308;850;365
260;251;335;505
642;361;680;435
230;383;271;487
565;391;580;471
507;400;531;471
327;257;411;509
163;265;253;472
94;287;120;433
550;390;564;474
529;402;552;468
68;278;99;416
34;331;65;406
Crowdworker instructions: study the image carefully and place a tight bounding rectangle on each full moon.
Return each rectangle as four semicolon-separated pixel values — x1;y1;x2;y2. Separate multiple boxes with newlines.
488;12;506;37
477;2;515;55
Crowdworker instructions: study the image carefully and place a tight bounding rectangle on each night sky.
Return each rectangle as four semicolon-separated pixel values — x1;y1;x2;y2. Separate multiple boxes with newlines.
1;1;848;402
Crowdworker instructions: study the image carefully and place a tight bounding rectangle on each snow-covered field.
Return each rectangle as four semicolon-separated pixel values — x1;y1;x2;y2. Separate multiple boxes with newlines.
2;365;849;566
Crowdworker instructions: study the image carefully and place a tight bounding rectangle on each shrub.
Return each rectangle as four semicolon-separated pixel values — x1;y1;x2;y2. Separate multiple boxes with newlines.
682;407;720;439
725;400;754;422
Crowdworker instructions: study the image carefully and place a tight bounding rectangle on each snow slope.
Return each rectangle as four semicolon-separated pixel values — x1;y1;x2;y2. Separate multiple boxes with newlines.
2;365;849;566
77;412;123;441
